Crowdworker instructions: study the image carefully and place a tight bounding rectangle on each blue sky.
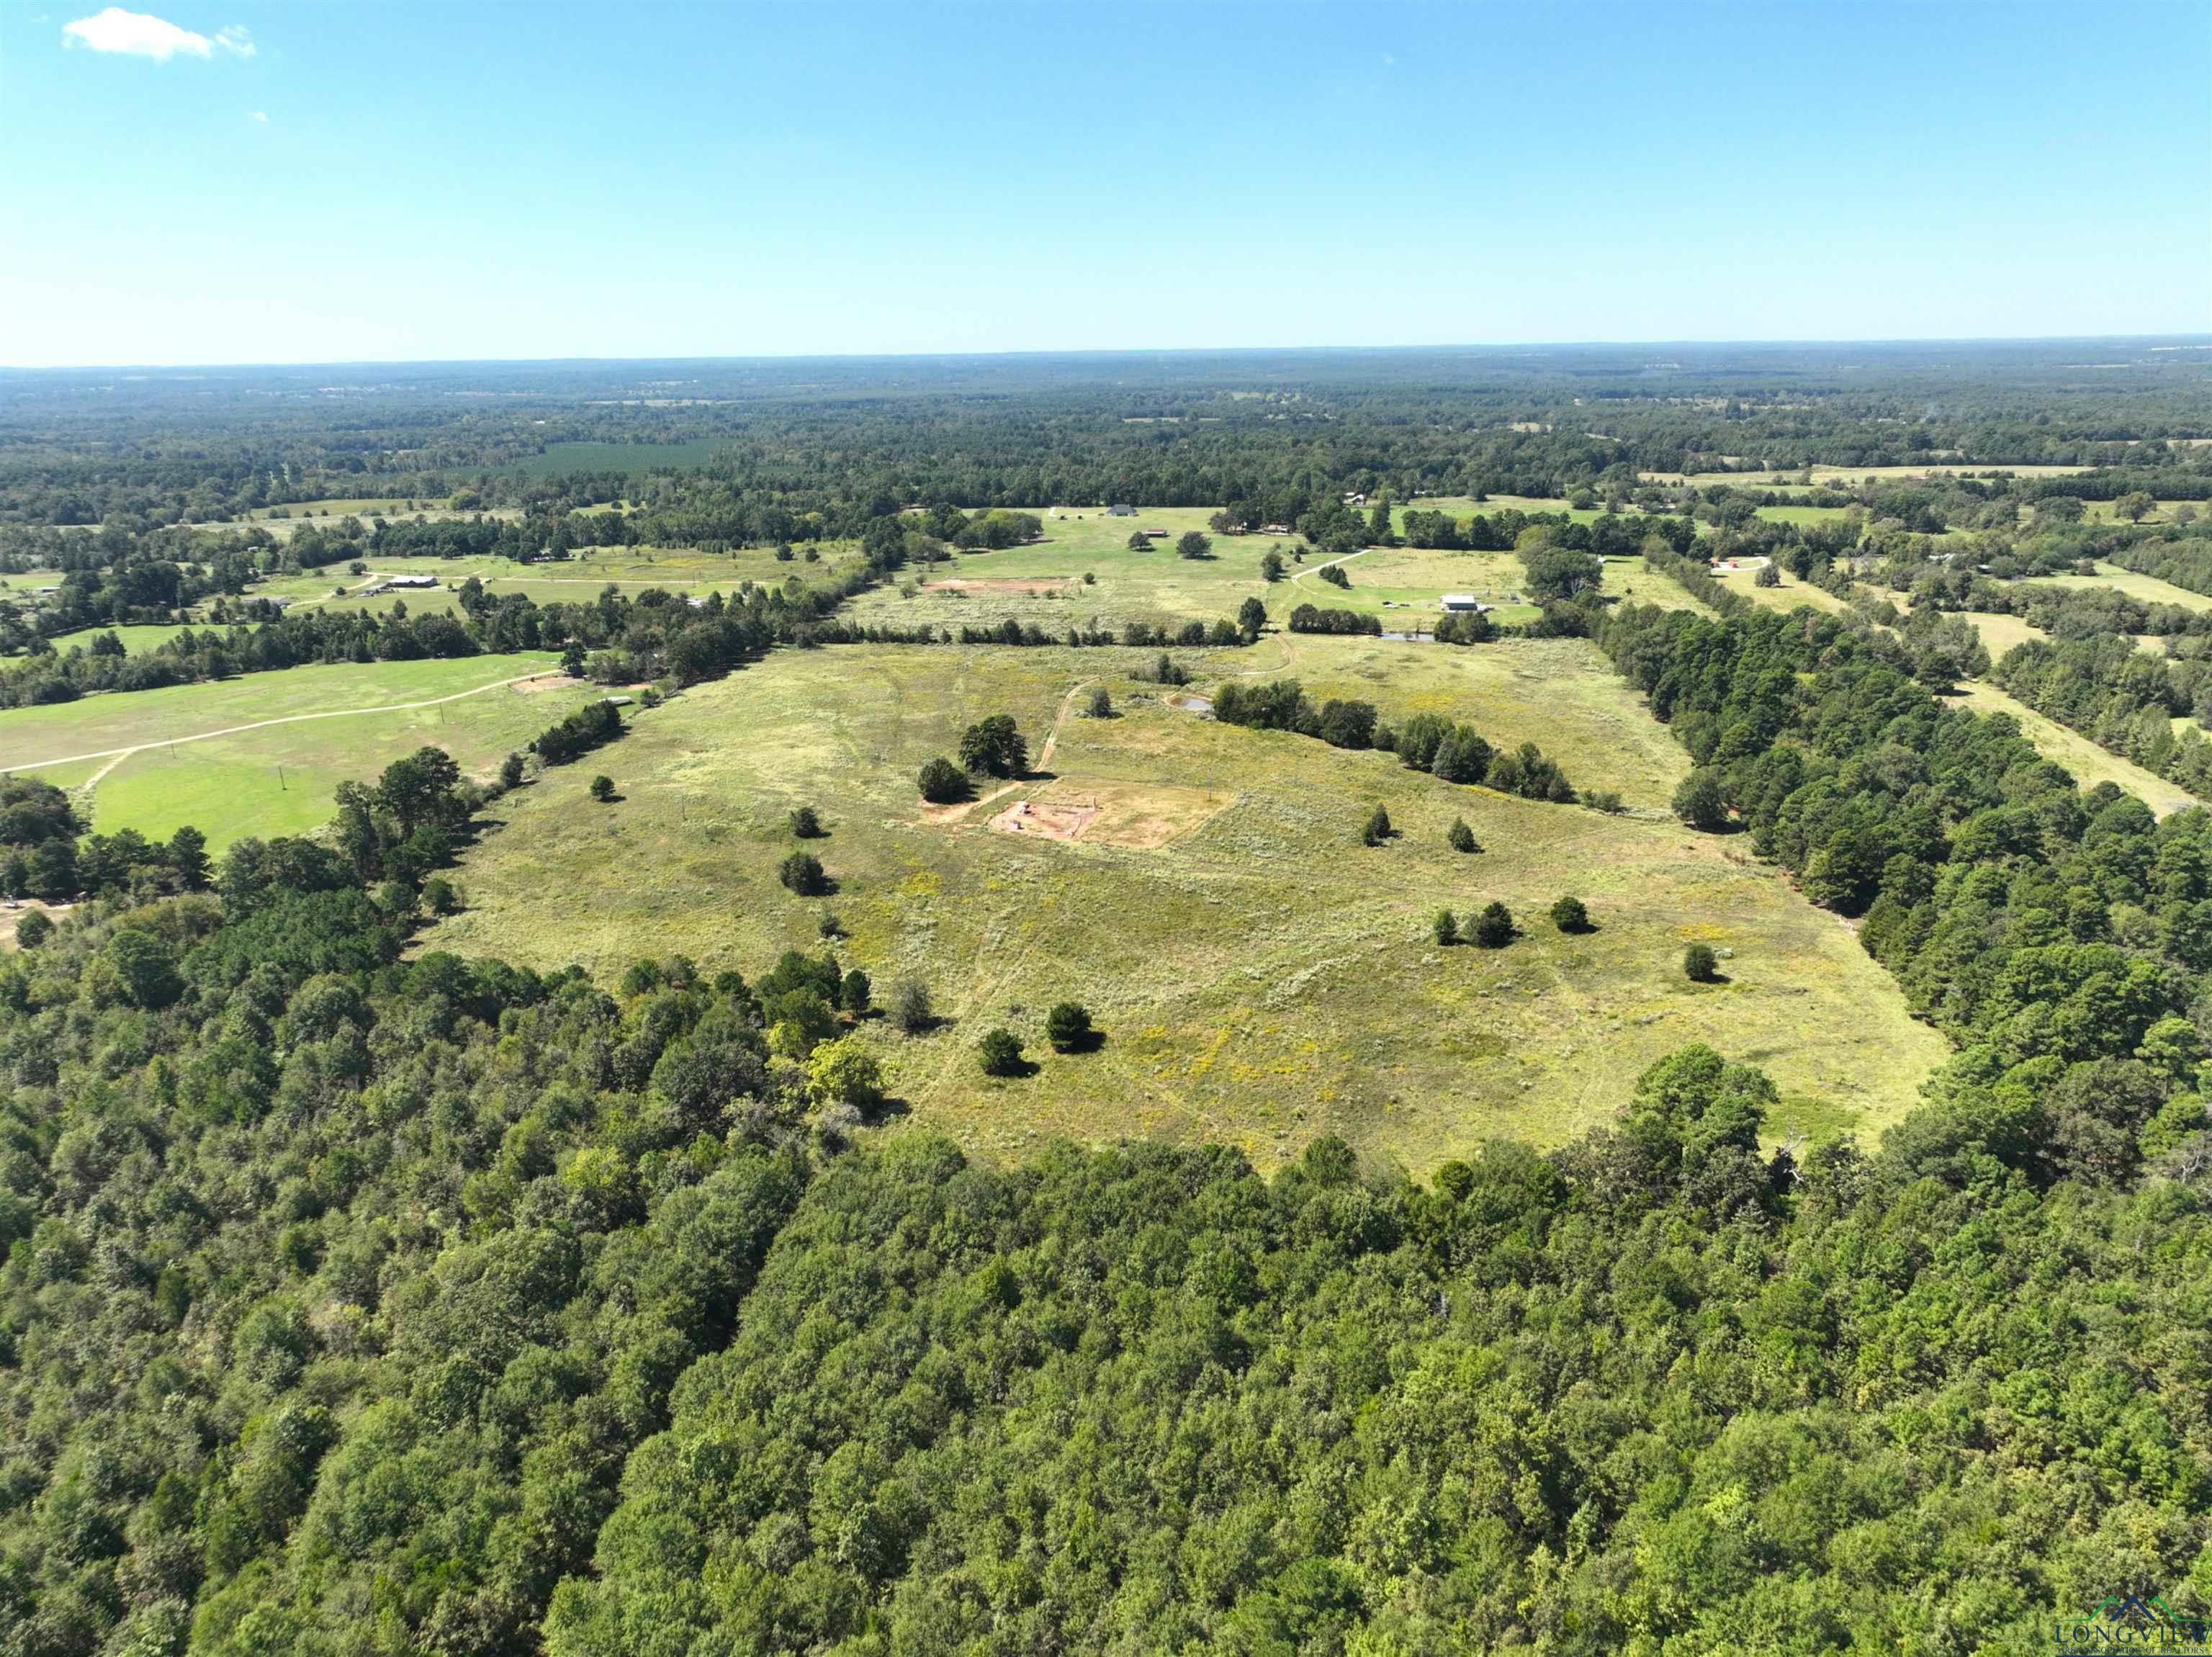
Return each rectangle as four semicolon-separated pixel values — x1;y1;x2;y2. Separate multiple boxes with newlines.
2;0;2206;366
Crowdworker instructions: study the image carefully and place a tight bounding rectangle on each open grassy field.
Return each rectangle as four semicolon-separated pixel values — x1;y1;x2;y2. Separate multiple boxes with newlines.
1956;610;2044;658
1753;504;1856;529
2080;499;2201;524
1613;558;1719;618
39;622;216;656
1389;495;1612;527
1707;565;1849;617
222;544;860;622
179;503;519;541
2039;562;2212;613
1284;548;1539;626
248;496;455;518
2;652;593;848
422;636;1948;1171
1945;680;2198;815
845;508;1269;632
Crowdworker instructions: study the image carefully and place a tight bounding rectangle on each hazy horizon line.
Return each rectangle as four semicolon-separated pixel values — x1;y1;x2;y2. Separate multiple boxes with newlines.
6;333;2210;376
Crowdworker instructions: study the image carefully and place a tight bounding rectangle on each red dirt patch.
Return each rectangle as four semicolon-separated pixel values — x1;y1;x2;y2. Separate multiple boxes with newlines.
987;796;1103;841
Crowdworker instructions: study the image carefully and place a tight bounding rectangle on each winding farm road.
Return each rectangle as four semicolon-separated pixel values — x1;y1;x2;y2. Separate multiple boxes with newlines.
13;672;558;773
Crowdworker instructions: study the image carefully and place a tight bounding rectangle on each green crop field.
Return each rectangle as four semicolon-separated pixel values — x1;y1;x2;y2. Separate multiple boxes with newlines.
422;635;1948;1173
2;652;595;848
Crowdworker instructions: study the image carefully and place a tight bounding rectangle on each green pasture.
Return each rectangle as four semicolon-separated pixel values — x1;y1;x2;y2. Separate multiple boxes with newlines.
1706;565;1849;618
230;544;858;621
423;636;1948;1171
2080;499;2200;524
1753;505;1854;529
1;654;597;847
845;507;1270;632
2039;562;2212;613
1285;547;1539;625
39;622;215;656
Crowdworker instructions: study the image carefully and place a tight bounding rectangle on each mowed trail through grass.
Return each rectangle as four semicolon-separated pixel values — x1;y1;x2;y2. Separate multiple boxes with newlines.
425;636;1948;1172
1;654;598;848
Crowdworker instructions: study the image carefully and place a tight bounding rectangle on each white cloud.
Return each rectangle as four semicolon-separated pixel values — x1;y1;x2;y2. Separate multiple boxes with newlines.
60;8;256;60
247;108;266;122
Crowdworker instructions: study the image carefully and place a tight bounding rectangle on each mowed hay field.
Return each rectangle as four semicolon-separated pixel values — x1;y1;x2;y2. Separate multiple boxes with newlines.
423;636;1948;1172
1;652;595;848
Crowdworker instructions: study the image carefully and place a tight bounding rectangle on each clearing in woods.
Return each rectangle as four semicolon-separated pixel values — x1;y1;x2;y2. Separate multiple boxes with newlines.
842;507;1259;632
233;542;862;620
2038;561;2212;613
422;634;1949;1172
1;653;597;848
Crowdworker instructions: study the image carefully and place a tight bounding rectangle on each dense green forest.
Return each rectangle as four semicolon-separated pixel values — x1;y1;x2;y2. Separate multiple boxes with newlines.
1;804;2208;1655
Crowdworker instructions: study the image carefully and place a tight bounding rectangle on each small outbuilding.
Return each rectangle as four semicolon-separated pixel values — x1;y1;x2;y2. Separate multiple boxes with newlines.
1439;594;1492;614
1107;503;1136;516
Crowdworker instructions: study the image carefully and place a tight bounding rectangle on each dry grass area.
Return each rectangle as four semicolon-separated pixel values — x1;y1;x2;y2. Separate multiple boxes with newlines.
423;638;1949;1172
1640;464;2096;488
1957;610;2044;659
